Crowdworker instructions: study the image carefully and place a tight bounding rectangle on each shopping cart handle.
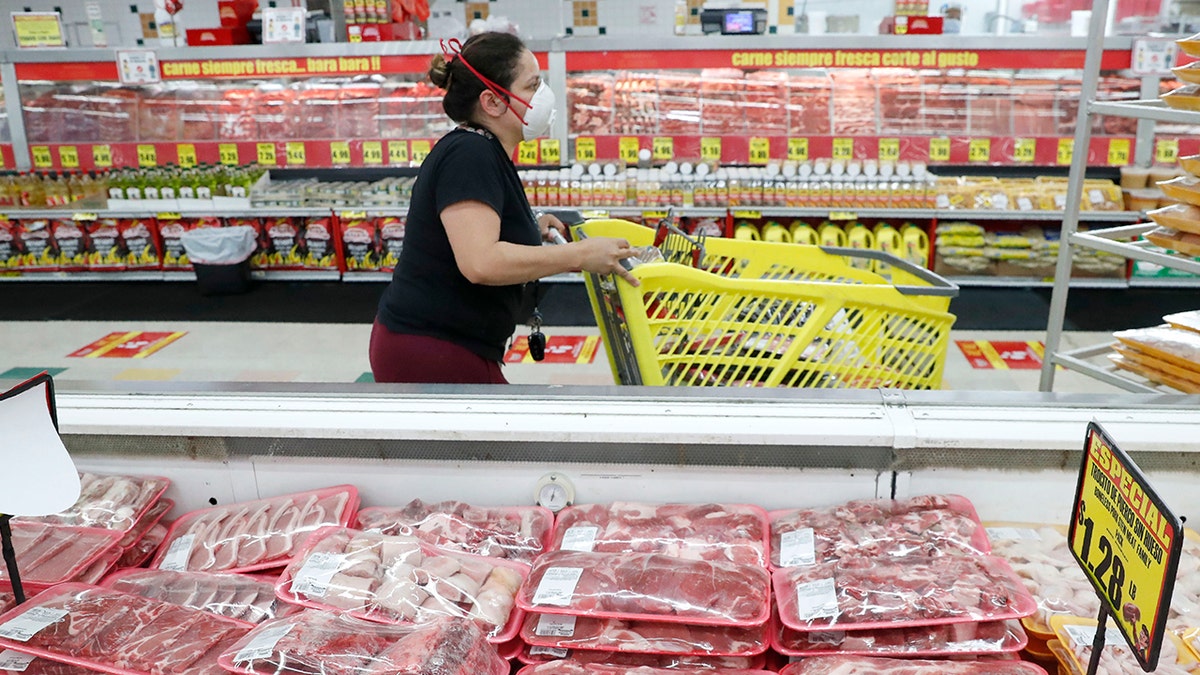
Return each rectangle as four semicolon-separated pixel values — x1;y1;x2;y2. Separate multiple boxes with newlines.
820;246;959;298
547;229;568;245
540;209;587;226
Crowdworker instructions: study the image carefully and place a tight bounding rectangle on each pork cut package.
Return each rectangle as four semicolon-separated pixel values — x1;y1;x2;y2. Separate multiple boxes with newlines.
550;503;769;567
276;526;526;641
0;523;123;592
0;596;12;616
520;612;769;656
0;583;251;675
116;497;172;550
117;523;167;569
0;653;104;674
778;655;1049;674
150;485;358;574
518;550;771;626
102;569;295;624
772;619;1027;657
774;555;1036;631
516;661;775;675
17;473;169;533
356;499;553;565
518;644;766;669
769;494;989;568
218;612;509;675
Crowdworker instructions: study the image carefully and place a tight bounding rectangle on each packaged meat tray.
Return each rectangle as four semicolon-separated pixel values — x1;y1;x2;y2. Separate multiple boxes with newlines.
1114;326;1200;371
774;555;1036;631
518;643;767;669
517;550;771;627
520;612;769;656
117;497;172;550
517;662;773;675
772;618;1027;657
1146;226;1200;258
769;494;989;568
16;473;169;533
1049;615;1199;675
102;569;295;625
984;523;1098;638
0;595;13;616
275;526;526;642
1149;204;1200;237
0;523;123;593
150;485;358;574
778;655;1048;674
550;503;769;567
218;612;509;675
1166;310;1200;335
0;583;252;675
118;522;168;569
356;499;553;565
0;653;103;674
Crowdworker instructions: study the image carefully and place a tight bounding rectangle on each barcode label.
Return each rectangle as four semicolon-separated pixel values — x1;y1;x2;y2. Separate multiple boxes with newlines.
1063;623;1123;648
794;578;839;621
235;622;296;663
0;650;36;671
160;533;196;572
528;645;569;658
560;526;598;552
291;552;346;598
532;567;584;607
535;614;577;637
779;528;816;567
986;527;1042;541
0;608;69;643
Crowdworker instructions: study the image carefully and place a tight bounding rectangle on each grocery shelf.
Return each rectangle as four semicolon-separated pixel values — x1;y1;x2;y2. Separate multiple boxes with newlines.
949;276;1127;289
1050;341;1173;395
253;270;341;281
0;207;337;219
1128;277;1200;288
746;209;1141;222
0;271;166;282
1088;99;1200;126
1069;223;1200;277
342;272;392;283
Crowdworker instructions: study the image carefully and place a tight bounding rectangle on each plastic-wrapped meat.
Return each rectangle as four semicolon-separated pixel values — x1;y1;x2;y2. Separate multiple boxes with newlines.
521;613;767;656
1051;618;1197;675
217;86;257;141
119;522;168;568
357;499;552;565
0;657;104;674
19;472;169;532
773;619;1026;657
338;80;382;138
175;83;223;141
552;503;768;567
137;86;181;141
297;82;341;139
778;655;1048;674
76;85;138;143
699;69;746;135
117;496;172;549
254;83;297;139
0;593;13;615
874;70;924;134
786;72;832;135
565;73;613;134
518;661;774;675
744;71;788;134
519;550;770;626
612;72;658;134
830;71;876;135
770;494;988;567
520;647;764;670
105;569;294;624
1;523;122;590
774;555;1036;631
657;73;702;136
21;88;67;143
378;81;419;138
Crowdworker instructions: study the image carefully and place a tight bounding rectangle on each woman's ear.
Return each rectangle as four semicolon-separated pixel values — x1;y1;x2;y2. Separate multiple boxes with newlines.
478;89;509;119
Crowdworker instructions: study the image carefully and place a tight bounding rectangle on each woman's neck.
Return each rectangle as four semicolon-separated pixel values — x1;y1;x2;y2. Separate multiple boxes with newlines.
463;119;519;158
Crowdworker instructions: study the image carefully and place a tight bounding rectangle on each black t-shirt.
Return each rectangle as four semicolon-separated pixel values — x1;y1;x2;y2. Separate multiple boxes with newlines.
377;127;540;362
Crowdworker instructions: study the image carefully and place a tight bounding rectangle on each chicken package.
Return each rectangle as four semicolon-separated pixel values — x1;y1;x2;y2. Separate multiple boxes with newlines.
151;485;358;574
774;555;1036;631
19;473;170;534
219;612;508;675
0;523;123;594
518;551;771;627
516;661;774;675
518;646;766;669
983;524;1096;637
117;522;168;569
356;499;553;565
1049;616;1200;675
102;569;295;625
773;619;1027;657
0;583;252;675
520;613;768;656
275;526;526;641
778;655;1048;675
0;653;105;674
550;503;769;567
769;494;989;568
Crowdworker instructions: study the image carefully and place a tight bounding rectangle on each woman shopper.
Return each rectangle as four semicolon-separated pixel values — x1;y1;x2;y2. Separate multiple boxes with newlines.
370;32;637;384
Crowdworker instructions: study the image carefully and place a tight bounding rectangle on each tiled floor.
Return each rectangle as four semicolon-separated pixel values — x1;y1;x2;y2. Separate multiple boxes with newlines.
0;320;1145;393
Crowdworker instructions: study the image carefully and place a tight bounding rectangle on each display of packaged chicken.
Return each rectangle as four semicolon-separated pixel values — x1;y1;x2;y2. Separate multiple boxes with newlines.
520;613;768;656
356;499;553;565
0;523;122;593
773;618;1027;657
550;502;768;567
518;550;770;626
1049;616;1200;675
276;526;526;641
219;612;509;675
18;473;169;533
778;655;1048;674
151;485;358;574
769;494;989;568
516;662;773;675
102;569;294;625
1114;326;1200;370
0;583;251;675
774;554;1036;631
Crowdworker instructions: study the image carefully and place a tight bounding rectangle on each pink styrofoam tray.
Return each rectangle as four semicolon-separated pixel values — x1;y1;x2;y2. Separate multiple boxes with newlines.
515;642;768;668
356;499;554;565
517;550;770;627
116;496;173;549
101;568;297;625
117;522;168;570
516;660;775;674
777;655;1048;674
0;655;104;674
772;617;1028;657
150;485;358;574
0;523;123;593
549;502;770;567
520;612;769;656
768;494;990;568
17;473;170;533
274;526;526;643
773;554;1037;632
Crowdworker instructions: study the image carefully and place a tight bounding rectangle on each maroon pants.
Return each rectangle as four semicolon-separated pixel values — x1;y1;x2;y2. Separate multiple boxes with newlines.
369;319;508;384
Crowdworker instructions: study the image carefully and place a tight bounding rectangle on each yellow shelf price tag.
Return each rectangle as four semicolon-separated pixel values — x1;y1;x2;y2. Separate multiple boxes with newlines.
176;143;197;168
968;138;991;163
832;138;854;161
92;145;112;168
928;137;951;163
581;209;610;219
652;137;674;161
1155;138;1179;165
218;143;239;166
641;210;669;220
0;152;6;169
137;144;157;168
340;211;367;220
540;139;561;165
788;138;809;162
330;141;351;165
71;212;98;221
700;137;722;162
285;142;306;166
575;137;597;163
361;141;383;165
1108;138;1131;167
388;140;409;165
411;140;432;164
1057;138;1074;165
1013;138;1037;163
31;145;53;169
829;211;858;221
256;142;277;166
732;210;762;219
517;140;539;165
156;212;182;221
58;146;79;169
618;137;640;165
749;137;770;165
878;138;900;163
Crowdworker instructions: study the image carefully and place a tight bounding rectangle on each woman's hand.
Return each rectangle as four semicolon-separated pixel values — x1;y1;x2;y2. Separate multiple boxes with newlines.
538;213;568;243
574;237;640;287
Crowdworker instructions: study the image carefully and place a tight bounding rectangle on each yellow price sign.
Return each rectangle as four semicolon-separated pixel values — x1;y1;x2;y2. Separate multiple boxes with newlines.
1108;139;1131;167
878;138;900;163
701;137;722;162
285;142;306;166
652;137;674;161
137;144;157;168
1013;138;1037;163
575;137;597;163
540;139;561;165
788;138;809;162
218;143;239;166
829;211;858;221
330;141;351;165
410;140;432;164
31;145;53;169
968;138;991;163
832;138;854;161
71;212;98;221
156;212;182;221
176;144;197;168
1057;138;1074;165
928;137;951;163
58;146;79;169
731;210;762;219
0;152;5;169
340;211;367;220
618;137;640;165
92;145;112;168
361;141;383;165
388;140;409;165
517;140;540;165
1155;139;1179;165
749;137;770;165
257;142;277;166
641;210;670;220
1069;422;1183;671
581;209;609;219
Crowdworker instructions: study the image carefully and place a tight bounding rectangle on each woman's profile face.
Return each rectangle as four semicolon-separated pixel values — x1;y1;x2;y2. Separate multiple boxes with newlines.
506;49;542;122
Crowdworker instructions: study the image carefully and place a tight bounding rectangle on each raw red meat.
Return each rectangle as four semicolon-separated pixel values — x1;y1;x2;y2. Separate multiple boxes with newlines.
19;473;169;533
519;647;765;670
1;657;103;674
338;80;382;138
105;569;293;624
778;655;1048;674
518;661;773;675
357;499;552;565
1;523;121;590
773;619;1026;657
520;613;767;656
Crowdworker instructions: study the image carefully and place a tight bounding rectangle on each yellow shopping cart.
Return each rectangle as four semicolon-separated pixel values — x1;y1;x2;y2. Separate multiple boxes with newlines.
573;218;958;389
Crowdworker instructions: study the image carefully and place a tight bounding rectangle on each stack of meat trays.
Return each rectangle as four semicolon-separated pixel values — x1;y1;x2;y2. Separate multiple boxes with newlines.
778;655;1048;674
1;523;122;596
100;569;299;625
516;661;776;674
516;503;774;671
769;495;1039;669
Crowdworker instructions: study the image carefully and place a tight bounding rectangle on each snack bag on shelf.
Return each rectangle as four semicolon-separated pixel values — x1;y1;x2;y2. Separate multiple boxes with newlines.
343;217;382;272
0;218;17;270
119;218;160;270
378;216;406;272
224;217;266;269
84;218;127;271
261;216;303;270
302;217;336;270
16;219;58;272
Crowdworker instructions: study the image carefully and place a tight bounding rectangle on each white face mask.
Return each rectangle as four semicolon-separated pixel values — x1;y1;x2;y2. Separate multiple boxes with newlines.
519;81;556;141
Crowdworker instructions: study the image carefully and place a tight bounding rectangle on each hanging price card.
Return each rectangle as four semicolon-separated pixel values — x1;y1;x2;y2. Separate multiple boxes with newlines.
701;137;722;162
618;137;640;164
652;137;674;161
176;143;197;168
832;138;854;161
1155;139;1179;165
92;145;112;168
575;137;597;163
330;141;351;165
1108;139;1131;166
517;140;540;165
219;143;239;166
540;139;561;165
137;144;157;168
285;142;306;166
388;140;409;165
788;138;809;162
1069;422;1182;672
1057;138;1074;165
31;146;52;169
878;138;900;163
58;146;79;169
968;138;991;163
361;141;383;165
1014;138;1037;163
749;137;770;164
410;140;432;163
928;137;951;162
256;143;276;166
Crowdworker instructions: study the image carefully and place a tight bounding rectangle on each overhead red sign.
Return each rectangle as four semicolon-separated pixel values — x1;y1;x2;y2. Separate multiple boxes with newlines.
956;340;1044;370
505;335;600;364
69;331;187;359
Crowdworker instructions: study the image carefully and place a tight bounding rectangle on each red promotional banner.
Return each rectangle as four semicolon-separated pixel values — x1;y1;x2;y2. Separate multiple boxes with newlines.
956;340;1044;370
69;331;187;358
505;335;600;364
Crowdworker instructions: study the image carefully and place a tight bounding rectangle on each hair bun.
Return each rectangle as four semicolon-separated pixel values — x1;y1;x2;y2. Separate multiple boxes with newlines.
428;54;450;88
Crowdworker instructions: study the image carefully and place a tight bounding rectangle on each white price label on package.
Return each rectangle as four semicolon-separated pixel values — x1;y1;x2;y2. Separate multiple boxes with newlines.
0;650;36;671
986;527;1042;541
1063;623;1123;648
532;567;584;607
0;608;69;643
560;526;598;552
528;645;569;658
291;552;346;598
235;622;296;663
794;578;840;621
535;613;577;637
160;533;195;572
779;528;816;567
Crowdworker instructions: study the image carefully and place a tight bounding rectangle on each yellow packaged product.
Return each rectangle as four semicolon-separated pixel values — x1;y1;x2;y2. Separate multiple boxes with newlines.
1173;62;1200;85
1180;154;1200;177
1051;616;1199;675
1145;226;1200;257
1127;189;1164;211
1110;347;1200;394
932;177;969;210
1163;85;1200;112
1147;204;1200;236
985;231;1035;248
1158;176;1200;207
1080;182;1123;211
1177;33;1200;58
1113;324;1200;371
1164;310;1200;335
935;221;985;236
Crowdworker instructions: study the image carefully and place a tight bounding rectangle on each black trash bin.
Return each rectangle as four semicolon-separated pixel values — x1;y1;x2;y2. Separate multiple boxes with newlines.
180;226;258;296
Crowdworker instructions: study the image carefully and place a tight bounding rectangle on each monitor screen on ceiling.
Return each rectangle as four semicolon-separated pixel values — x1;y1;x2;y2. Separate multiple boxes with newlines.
723;11;756;34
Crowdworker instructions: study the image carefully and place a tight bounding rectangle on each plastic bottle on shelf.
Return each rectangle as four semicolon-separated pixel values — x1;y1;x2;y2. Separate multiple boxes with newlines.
567;167;581;207
694;162;710;207
714;168;729;208
624;168;638;206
